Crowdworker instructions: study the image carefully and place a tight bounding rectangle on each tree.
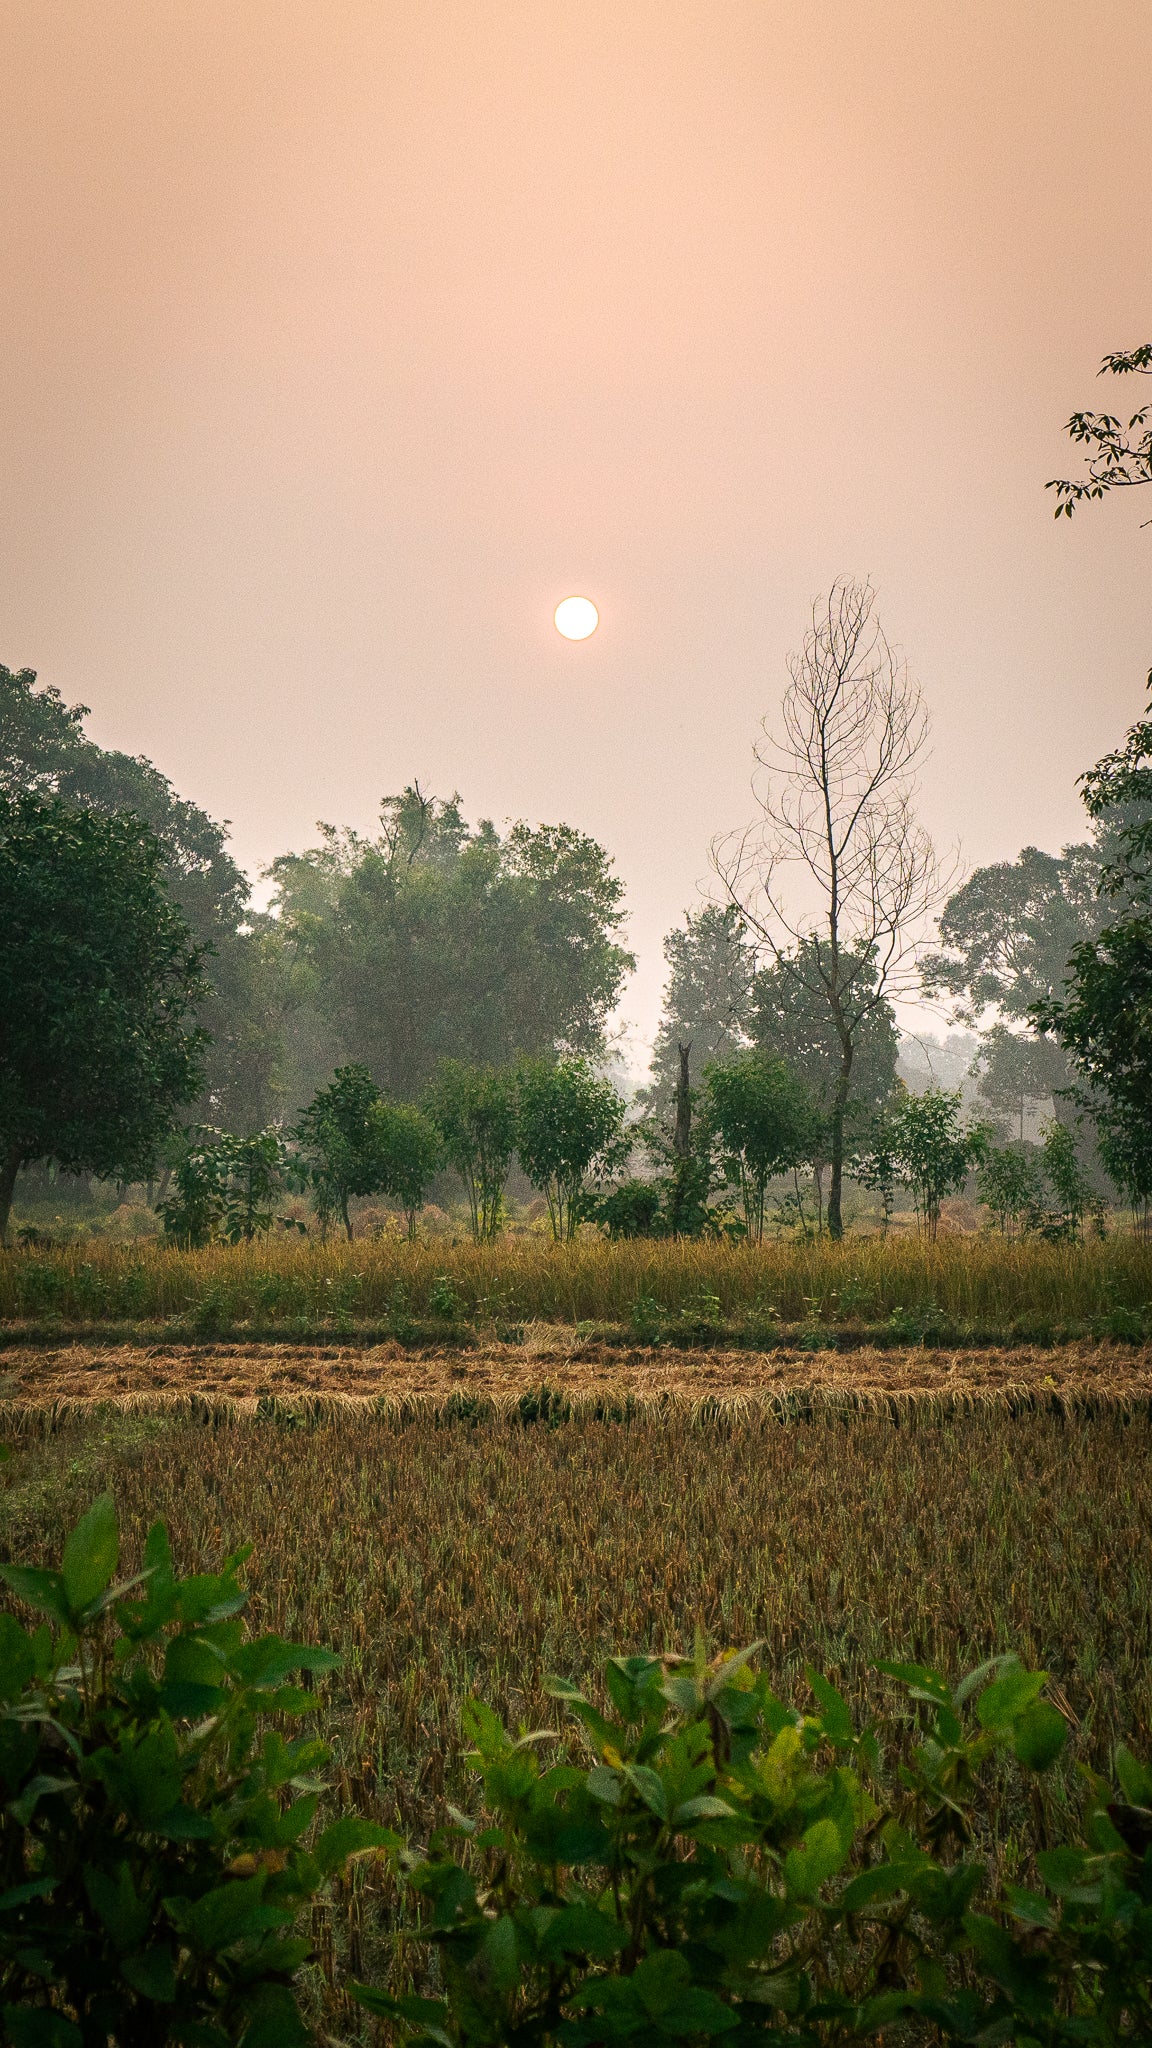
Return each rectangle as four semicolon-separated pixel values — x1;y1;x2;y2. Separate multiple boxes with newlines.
890;1088;987;1241
703;1050;819;1244
270;787;633;1099
851;1101;903;1236
750;941;899;1223
1047;343;1152;518
716;579;939;1238
973;1023;1069;1142
976;1142;1045;1235
424;1060;518;1241
296;1065;393;1239
0;663;301;1133
374;1100;442;1239
514;1057;626;1241
0;796;206;1242
1040;1119;1095;1242
644;905;756;1112
1034;690;1152;1236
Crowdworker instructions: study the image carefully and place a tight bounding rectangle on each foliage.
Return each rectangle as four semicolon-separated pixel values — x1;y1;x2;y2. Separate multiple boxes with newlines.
296;1066;390;1240
351;1638;1152;2048
158;1131;293;1247
976;1142;1045;1235
425;1061;519;1242
374;1100;443;1239
973;1023;1067;1140
644;907;756;1113
1034;692;1152;1232
750;946;899;1148
1047;341;1152;517
588;1180;665;1240
850;1104;903;1236
515;1058;627;1240
269;788;633;1098
889;1090;988;1241
0;1493;391;2046
1040;1121;1095;1243
0;796;207;1244
704;1050;821;1244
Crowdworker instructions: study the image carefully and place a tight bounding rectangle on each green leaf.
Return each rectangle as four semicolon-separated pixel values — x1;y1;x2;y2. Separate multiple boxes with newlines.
624;1763;669;1820
0;1615;37;1699
61;1492;119;1616
976;1663;1046;1730
784;1817;845;1899
1013;1700;1066;1772
121;1947;178;2002
313;1817;398;1875
83;1862;150;1950
2;2011;83;2048
0;1564;70;1626
806;1669;855;1743
671;1794;736;1825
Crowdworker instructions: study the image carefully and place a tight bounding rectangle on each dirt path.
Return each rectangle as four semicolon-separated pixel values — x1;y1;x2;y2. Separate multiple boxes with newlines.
3;1335;1152;1408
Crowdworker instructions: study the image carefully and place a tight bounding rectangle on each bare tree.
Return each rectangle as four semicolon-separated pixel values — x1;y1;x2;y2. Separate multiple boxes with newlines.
714;578;943;1238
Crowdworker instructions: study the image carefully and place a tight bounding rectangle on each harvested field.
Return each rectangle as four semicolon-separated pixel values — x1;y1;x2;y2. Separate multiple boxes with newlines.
4;1335;1152;1412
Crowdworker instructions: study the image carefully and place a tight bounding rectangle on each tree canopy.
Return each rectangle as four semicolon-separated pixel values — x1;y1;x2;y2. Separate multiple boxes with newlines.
0;795;206;1240
270;786;633;1099
645;905;756;1111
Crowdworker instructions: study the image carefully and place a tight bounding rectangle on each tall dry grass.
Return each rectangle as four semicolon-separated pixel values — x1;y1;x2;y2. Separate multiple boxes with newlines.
2;1233;1152;1325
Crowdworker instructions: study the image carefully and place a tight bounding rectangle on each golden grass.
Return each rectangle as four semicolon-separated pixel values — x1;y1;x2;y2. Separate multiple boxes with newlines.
3;1233;1152;1327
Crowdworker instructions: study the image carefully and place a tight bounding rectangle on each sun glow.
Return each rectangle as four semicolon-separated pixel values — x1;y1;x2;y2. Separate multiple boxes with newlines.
554;595;599;640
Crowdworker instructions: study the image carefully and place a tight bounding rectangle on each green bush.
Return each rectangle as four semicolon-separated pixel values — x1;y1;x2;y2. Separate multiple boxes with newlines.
353;1643;1152;2047
0;1497;392;2047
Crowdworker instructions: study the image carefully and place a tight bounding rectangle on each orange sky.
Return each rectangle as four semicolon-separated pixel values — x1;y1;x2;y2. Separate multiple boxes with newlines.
3;0;1151;1052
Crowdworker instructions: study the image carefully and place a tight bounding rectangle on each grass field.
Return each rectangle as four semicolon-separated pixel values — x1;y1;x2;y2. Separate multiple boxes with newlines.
4;1235;1151;2030
3;1234;1152;1337
3;1394;1151;2029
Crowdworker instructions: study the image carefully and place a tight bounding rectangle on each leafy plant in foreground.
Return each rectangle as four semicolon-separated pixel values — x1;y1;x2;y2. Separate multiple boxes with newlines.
353;1641;1152;2046
0;1495;391;2046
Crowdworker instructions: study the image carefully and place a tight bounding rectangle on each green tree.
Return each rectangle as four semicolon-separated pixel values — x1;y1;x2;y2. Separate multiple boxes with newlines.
1041;1118;1095;1242
0;663;299;1134
0;797;206;1243
1034;688;1152;1236
891;1088;988;1241
515;1056;626;1240
644;904;755;1112
270;787;633;1098
374;1099;442;1239
704;1050;820;1243
851;1100;903;1236
424;1060;518;1241
296;1066;391;1240
976;1141;1046;1235
1047;341;1152;518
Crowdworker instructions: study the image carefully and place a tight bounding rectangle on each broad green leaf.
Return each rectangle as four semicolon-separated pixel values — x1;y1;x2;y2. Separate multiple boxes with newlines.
0;1564;70;1626
121;1946;178;2002
0;1613;37;1698
1013;1701;1066;1772
624;1763;669;1821
61;1493;119;1616
806;1669;855;1744
976;1664;1046;1730
671;1794;736;1826
784;1817;845;1899
313;1816;398;1875
2;2009;84;2048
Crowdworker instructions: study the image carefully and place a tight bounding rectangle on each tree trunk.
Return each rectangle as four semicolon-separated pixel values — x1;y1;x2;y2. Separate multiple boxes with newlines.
674;1043;692;1158
826;1042;854;1241
0;1149;23;1247
342;1193;353;1242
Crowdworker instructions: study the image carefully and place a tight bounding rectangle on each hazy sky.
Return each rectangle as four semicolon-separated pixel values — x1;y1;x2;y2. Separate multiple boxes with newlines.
4;0;1151;1058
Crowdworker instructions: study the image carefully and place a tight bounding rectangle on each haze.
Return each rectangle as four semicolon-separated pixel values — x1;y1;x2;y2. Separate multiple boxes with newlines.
3;0;1150;1053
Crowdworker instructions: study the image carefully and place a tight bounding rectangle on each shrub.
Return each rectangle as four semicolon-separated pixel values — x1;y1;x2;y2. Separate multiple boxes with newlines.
0;1496;391;2046
353;1643;1152;2047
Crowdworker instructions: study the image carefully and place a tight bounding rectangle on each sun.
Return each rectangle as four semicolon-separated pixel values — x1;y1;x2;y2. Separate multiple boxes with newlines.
554;595;599;641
